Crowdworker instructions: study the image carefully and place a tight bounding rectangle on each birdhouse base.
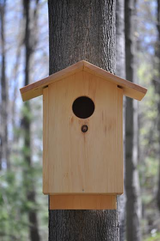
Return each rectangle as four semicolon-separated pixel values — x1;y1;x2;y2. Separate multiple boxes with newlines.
49;194;117;210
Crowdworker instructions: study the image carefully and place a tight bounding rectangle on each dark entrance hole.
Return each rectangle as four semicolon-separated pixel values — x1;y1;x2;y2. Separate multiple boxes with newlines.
72;96;95;119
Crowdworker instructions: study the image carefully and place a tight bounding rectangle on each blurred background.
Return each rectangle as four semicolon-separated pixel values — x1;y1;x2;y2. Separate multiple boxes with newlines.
0;0;160;240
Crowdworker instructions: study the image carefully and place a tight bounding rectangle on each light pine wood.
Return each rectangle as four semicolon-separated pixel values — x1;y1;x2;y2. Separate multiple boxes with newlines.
83;61;147;101
43;87;49;192
49;195;117;210
43;71;123;195
20;60;147;101
20;61;84;101
116;87;123;193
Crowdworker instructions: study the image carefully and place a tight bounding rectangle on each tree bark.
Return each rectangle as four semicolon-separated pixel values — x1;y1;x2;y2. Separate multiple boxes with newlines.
125;0;142;241
116;0;125;79
21;1;41;241
0;0;9;170
48;1;119;240
116;0;126;240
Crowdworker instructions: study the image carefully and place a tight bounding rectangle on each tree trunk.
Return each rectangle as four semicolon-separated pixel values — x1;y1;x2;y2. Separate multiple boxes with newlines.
156;0;160;212
116;0;126;240
125;0;142;241
22;1;40;241
0;0;9;170
116;0;125;79
48;1;119;240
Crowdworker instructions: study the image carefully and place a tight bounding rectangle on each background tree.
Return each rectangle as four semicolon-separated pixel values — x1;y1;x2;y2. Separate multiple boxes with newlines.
48;0;119;240
116;0;126;240
0;0;9;170
156;0;160;212
125;0;142;240
0;0;48;240
21;0;40;240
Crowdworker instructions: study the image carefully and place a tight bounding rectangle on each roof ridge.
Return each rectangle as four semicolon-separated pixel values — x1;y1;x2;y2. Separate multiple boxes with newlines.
20;60;147;102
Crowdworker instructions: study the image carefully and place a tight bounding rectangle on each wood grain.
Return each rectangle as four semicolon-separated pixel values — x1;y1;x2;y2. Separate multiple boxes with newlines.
20;61;84;101
43;71;123;195
20;60;147;101
49;194;117;210
83;61;147;101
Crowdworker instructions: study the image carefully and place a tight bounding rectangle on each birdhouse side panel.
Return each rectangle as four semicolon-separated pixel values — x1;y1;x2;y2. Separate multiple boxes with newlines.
116;87;123;193
43;87;49;192
43;71;123;195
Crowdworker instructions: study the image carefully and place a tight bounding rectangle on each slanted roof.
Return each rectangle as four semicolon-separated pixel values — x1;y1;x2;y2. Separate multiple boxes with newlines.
20;60;147;101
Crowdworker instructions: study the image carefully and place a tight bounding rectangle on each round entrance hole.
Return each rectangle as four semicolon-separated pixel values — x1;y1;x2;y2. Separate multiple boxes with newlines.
72;96;95;119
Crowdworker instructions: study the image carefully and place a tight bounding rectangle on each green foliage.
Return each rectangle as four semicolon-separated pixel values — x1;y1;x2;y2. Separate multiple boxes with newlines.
0;169;28;240
0;95;47;241
145;233;160;241
0;154;48;240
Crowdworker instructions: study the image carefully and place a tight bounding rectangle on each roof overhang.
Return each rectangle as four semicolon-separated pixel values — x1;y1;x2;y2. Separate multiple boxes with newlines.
20;60;147;101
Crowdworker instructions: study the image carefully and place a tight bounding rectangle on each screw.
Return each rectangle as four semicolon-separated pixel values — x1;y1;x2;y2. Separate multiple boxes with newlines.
81;125;88;133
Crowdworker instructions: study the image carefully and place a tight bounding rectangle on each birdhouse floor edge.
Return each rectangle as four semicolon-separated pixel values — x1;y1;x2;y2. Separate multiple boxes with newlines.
49;194;117;210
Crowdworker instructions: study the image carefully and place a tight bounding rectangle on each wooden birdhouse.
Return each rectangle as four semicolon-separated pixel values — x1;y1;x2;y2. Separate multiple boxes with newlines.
20;60;147;210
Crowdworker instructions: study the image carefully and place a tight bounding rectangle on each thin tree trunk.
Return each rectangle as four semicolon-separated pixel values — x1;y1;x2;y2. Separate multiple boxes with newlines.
21;1;40;240
48;1;119;240
157;97;160;212
0;0;9;170
116;0;126;240
156;0;160;212
125;0;142;241
11;42;22;143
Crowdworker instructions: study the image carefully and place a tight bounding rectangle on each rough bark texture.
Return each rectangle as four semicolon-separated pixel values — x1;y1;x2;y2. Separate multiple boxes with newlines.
21;1;40;241
125;0;142;241
116;0;125;78
48;0;119;240
48;0;116;74
116;1;126;240
49;210;119;241
0;0;9;170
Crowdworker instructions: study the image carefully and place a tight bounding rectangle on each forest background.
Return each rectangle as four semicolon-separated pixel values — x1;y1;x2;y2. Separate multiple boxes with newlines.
0;0;160;241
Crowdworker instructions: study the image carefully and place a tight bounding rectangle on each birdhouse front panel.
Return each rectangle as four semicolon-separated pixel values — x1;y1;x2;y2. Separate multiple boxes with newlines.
43;70;123;195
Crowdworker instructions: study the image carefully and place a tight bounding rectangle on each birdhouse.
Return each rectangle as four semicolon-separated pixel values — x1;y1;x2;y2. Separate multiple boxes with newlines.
20;60;147;210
